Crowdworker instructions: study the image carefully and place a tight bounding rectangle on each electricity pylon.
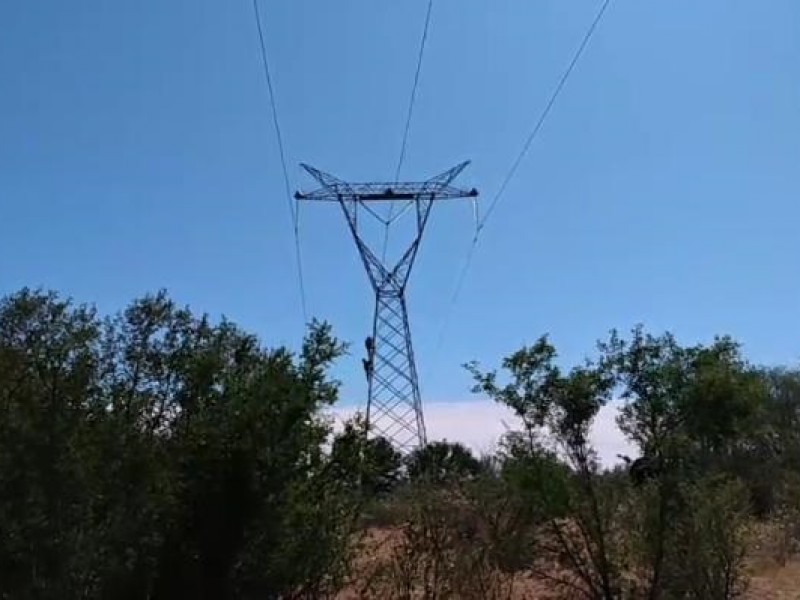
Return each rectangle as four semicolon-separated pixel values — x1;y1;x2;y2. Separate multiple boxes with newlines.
296;162;478;452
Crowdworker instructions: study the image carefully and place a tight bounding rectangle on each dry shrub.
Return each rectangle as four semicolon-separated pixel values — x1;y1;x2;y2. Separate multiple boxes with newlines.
531;475;753;599
525;515;641;599
745;471;800;572
353;484;517;600
771;474;800;567
748;515;800;570
617;476;752;599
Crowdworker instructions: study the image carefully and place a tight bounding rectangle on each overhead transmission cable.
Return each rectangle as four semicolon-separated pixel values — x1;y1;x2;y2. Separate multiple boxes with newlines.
432;0;612;360
252;0;309;322
381;0;435;264
478;0;611;233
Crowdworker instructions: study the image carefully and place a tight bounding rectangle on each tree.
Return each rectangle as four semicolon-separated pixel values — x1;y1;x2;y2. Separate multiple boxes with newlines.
743;367;800;515
468;328;763;599
598;326;764;598
329;414;403;498
0;288;360;599
468;336;624;599
405;440;483;484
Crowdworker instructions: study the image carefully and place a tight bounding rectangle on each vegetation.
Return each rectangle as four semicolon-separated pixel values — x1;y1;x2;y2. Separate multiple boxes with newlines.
1;288;799;599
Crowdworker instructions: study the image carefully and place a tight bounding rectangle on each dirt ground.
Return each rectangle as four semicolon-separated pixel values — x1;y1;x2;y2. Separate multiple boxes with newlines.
337;527;800;599
746;560;800;599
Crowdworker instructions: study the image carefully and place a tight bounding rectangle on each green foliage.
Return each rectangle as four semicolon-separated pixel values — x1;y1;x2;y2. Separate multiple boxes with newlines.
600;326;768;465
466;326;789;599
2;287;799;599
0;288;358;599
739;367;800;515
468;339;624;599
466;335;559;441
664;476;751;599
330;414;403;498
405;440;484;484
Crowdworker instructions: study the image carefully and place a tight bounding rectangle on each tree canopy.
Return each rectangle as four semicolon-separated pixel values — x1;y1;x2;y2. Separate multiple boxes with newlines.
1;287;798;599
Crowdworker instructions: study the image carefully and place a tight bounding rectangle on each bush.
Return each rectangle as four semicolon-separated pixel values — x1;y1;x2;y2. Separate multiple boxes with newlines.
0;289;361;599
357;479;533;599
665;476;751;599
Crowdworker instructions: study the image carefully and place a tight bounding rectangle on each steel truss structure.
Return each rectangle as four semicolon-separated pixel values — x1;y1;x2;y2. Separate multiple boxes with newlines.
296;162;478;452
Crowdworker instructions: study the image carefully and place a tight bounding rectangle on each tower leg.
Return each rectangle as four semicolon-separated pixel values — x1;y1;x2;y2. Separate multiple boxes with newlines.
296;163;478;454
366;289;426;452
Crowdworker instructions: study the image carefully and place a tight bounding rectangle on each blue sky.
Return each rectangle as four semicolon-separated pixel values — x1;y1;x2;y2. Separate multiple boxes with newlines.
2;1;799;420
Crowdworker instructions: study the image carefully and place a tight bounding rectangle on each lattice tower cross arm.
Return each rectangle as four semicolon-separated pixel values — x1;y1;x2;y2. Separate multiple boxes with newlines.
295;162;477;291
295;162;478;452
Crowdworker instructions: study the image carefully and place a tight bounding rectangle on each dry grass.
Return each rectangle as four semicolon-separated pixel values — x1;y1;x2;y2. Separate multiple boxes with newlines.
747;562;800;600
335;521;800;599
745;521;800;599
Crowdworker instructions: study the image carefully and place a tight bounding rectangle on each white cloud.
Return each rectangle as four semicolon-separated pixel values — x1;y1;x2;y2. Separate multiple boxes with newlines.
327;399;636;467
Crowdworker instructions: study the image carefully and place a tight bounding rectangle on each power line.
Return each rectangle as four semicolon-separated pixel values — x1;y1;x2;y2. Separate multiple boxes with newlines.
479;0;611;232
252;0;309;323
430;0;611;367
394;0;434;183
381;0;435;264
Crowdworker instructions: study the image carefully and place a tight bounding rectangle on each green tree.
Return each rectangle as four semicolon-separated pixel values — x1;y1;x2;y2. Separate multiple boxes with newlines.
599;326;763;598
469;328;763;599
468;336;625;599
405;440;483;484
0;288;360;599
329;414;403;498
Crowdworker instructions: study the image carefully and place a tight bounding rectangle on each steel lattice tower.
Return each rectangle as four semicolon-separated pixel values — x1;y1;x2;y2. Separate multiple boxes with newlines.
296;162;478;452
